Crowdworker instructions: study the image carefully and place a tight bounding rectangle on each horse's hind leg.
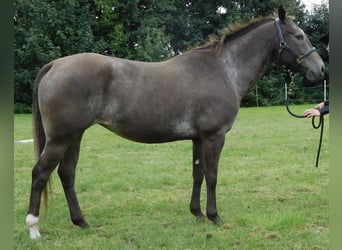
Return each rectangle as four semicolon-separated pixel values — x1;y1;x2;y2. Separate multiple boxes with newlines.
57;132;88;228
26;139;71;239
190;139;205;219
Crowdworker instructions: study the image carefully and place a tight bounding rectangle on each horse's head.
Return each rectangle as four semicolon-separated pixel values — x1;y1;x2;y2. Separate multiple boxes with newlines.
276;6;325;82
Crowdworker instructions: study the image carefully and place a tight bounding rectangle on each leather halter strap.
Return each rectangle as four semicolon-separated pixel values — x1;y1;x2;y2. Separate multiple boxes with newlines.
275;18;316;66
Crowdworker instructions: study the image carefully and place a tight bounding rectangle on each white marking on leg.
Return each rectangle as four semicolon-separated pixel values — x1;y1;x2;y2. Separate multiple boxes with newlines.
26;214;41;239
195;159;200;165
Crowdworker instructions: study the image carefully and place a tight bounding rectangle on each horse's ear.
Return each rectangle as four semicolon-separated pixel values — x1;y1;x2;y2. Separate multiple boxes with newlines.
278;5;286;21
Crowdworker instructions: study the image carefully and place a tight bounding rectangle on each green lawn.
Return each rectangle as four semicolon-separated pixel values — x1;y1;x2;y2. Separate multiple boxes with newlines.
14;105;329;249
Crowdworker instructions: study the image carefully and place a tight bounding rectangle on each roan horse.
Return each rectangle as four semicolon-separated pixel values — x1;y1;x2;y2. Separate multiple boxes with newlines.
26;6;324;239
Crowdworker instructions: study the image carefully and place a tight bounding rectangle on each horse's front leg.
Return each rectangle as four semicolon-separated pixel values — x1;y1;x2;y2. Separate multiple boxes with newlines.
190;139;205;219
202;133;225;224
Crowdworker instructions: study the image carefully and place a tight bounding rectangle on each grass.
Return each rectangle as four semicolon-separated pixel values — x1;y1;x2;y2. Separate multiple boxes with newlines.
14;105;329;249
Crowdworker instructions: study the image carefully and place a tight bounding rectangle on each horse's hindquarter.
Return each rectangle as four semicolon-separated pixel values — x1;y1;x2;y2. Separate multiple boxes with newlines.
38;53;118;137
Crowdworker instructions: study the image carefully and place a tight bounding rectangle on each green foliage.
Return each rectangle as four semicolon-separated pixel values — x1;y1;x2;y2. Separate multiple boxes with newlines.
131;0;175;61
14;102;32;114
14;0;329;112
302;1;329;76
14;0;96;111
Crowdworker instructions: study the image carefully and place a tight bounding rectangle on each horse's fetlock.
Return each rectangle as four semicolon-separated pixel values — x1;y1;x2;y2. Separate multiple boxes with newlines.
26;214;41;239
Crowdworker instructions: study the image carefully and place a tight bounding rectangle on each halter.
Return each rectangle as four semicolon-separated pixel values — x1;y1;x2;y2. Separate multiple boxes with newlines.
275;18;316;66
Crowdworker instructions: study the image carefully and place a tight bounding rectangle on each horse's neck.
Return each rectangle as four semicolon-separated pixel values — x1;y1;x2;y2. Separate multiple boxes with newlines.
219;21;277;99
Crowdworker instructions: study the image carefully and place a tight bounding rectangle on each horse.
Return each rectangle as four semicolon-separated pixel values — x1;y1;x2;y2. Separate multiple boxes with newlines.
26;6;324;239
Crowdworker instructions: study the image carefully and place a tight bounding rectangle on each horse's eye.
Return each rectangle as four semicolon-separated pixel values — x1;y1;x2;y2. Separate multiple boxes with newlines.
295;34;304;40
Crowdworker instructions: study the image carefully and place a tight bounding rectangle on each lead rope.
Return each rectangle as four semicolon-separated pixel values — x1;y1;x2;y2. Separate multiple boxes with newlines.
285;72;324;167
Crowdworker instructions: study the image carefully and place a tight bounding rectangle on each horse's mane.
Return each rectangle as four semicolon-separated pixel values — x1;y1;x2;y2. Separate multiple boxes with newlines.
222;16;274;43
194;16;275;51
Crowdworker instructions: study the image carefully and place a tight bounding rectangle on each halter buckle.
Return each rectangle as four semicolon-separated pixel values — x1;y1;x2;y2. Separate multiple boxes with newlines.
296;55;304;64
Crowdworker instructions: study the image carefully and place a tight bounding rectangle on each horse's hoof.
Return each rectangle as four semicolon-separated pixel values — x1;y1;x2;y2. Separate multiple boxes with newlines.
72;218;89;228
80;221;89;228
208;214;223;225
191;208;205;218
196;214;206;222
213;217;223;225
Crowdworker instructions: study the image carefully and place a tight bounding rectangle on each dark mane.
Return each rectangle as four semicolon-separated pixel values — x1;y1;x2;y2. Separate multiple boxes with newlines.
195;16;274;51
222;16;274;43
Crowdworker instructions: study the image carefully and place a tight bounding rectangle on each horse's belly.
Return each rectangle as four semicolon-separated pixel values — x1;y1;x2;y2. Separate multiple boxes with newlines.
98;115;196;143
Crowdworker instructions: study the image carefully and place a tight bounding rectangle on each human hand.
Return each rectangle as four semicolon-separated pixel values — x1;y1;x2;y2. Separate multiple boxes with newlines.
304;108;320;118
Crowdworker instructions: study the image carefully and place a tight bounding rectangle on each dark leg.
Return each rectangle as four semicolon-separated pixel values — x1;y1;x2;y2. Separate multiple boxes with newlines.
26;139;71;238
57;132;88;228
190;139;205;219
202;133;225;224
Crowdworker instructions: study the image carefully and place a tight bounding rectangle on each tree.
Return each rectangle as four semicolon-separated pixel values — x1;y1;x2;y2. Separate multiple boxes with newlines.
91;0;134;58
130;0;176;61
14;0;96;112
92;0;177;61
302;1;329;62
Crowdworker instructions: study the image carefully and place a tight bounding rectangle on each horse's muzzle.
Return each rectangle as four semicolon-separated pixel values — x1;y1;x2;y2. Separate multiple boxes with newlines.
305;63;325;83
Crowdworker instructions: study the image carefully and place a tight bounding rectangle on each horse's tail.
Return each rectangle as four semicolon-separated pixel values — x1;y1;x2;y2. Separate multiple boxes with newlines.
32;62;53;215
